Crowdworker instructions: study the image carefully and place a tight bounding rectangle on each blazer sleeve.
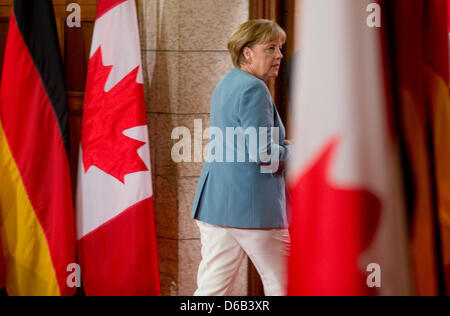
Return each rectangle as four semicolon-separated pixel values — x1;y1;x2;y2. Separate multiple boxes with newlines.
238;80;290;165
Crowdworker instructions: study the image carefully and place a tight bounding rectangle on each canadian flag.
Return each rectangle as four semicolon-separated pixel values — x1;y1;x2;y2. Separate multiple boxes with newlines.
287;0;411;295
76;0;160;295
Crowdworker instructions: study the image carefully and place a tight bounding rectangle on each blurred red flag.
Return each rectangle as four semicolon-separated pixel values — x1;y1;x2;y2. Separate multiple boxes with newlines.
287;0;411;296
448;0;450;31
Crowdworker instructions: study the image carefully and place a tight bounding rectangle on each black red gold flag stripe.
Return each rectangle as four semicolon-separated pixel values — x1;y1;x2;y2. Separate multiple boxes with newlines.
0;0;76;296
13;0;70;153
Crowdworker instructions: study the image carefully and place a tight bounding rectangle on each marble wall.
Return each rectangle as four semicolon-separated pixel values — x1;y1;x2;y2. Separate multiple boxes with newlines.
137;0;250;296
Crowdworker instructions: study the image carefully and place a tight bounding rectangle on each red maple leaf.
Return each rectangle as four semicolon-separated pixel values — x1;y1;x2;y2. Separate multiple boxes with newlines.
288;139;381;296
81;47;148;183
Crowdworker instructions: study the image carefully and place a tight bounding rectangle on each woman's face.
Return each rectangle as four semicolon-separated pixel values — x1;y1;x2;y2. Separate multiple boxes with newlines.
242;40;284;81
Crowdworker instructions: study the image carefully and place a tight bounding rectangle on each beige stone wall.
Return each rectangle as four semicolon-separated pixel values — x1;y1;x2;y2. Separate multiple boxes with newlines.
137;0;250;296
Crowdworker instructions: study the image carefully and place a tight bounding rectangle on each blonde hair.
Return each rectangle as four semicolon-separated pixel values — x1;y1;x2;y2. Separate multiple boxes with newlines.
227;19;286;68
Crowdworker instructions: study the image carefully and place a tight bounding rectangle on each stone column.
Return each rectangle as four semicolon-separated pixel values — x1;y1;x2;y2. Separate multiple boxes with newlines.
138;0;249;296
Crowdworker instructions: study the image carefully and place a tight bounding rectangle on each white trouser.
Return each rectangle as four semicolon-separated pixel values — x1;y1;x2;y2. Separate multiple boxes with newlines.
194;221;290;296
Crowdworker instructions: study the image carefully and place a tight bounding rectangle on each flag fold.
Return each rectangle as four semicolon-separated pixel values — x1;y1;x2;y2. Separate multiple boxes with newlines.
0;0;76;296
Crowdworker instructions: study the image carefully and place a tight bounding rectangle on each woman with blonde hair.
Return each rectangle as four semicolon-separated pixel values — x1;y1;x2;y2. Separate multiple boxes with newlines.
191;20;291;296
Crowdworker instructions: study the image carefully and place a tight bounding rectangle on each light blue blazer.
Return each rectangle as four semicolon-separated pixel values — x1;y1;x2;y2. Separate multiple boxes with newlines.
191;68;291;229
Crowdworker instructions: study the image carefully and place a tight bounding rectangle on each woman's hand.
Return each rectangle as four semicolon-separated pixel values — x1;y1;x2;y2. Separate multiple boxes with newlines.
283;140;293;146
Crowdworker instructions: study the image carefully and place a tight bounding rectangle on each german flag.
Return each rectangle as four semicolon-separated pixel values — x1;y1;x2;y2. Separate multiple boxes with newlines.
387;0;450;295
427;0;450;295
0;1;76;296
